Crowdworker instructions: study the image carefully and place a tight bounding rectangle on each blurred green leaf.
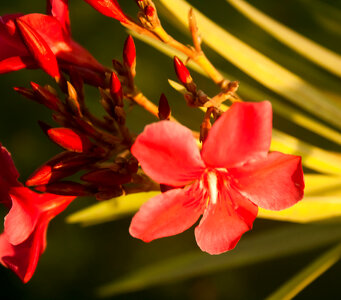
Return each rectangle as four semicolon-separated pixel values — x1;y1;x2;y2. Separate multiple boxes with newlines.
266;242;341;300
157;0;341;129
97;223;341;297
132;31;341;146
226;0;341;78
66;192;159;226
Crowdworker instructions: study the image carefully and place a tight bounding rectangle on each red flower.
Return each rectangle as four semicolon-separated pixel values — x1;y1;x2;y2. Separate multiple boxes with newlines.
0;144;75;282
130;101;304;254
0;0;104;76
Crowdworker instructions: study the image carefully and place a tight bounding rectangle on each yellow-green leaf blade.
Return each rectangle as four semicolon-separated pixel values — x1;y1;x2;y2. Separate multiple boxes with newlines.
66;192;159;226
266;242;341;300
97;223;341;297
226;0;341;78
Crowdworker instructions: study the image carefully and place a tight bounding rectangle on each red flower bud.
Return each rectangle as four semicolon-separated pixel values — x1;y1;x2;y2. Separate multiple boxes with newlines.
16;18;61;80
158;93;171;120
173;56;192;85
30;82;61;111
110;72;123;106
84;0;129;23
123;35;136;69
35;181;91;196
145;6;155;18
26;164;76;186
81;168;132;186
47;127;93;152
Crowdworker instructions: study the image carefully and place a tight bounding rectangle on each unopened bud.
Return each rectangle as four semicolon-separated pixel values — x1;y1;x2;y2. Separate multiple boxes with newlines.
123;35;136;76
174;56;192;85
66;81;82;117
35;181;91;196
30;82;62;111
158;93;171;120
81;168;132;186
110;72;123;106
47;127;93;153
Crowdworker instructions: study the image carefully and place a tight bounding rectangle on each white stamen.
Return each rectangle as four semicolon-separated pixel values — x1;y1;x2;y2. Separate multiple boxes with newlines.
207;172;218;205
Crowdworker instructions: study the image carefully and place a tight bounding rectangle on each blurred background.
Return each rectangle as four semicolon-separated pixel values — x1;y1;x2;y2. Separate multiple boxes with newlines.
0;0;340;299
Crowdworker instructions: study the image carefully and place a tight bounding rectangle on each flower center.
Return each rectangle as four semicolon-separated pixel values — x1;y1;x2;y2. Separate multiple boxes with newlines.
207;172;218;205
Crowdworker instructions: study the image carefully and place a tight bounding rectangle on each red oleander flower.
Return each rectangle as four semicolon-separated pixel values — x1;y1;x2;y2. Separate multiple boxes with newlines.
130;101;304;255
0;144;75;282
0;0;104;76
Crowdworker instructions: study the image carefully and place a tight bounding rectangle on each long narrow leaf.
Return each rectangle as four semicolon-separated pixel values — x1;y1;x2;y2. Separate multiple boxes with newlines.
266;242;341;300
157;0;341;129
97;223;341;297
226;0;341;78
66;192;159;226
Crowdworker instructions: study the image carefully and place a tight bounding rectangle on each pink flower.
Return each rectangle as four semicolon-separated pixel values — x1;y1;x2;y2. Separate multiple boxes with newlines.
0;144;75;282
0;0;104;76
129;101;304;254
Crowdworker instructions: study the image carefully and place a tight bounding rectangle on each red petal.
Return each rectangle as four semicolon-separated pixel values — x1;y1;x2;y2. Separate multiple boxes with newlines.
231;151;304;210
4;188;40;245
46;0;71;35
195;187;257;255
0;220;48;283
0;56;36;73
16;18;61;79
202;101;272;168
19;14;105;73
0;145;20;186
131;121;205;187
84;0;129;23
129;182;205;242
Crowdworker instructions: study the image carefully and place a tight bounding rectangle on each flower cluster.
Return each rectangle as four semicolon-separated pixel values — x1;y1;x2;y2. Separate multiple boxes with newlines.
0;0;304;282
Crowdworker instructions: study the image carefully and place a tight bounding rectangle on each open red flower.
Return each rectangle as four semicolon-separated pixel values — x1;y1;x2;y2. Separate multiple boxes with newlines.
0;0;104;76
0;144;75;282
130;101;304;254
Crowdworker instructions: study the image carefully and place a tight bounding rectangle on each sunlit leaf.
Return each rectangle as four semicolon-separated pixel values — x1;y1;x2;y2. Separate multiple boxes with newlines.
157;0;341;129
66;192;159;226
258;197;341;223
97;223;341;297
266;242;341;300
132;31;341;146
226;0;341;78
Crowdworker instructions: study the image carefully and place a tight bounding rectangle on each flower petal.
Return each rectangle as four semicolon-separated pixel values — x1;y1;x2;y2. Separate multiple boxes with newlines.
129;182;205;242
0;56;36;74
46;0;71;35
202;101;272;168
195;187;257;255
0;144;20;186
131;121;205;187
0;219;48;283
231;151;304;210
4;188;40;245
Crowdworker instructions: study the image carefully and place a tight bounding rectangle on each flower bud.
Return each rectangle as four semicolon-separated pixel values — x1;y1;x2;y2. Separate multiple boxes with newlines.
35;181;91;196
84;0;129;23
173;56;192;85
110;72;123;106
123;35;136;72
158;93;171;120
47;127;93;152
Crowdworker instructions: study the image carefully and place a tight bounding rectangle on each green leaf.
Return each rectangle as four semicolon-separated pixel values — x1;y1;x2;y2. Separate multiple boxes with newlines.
226;0;341;78
66;192;159;226
266;242;341;300
157;0;341;130
97;223;341;297
131;31;341;146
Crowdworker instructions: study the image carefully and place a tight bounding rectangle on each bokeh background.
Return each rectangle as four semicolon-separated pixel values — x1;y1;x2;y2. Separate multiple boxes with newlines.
0;0;340;299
